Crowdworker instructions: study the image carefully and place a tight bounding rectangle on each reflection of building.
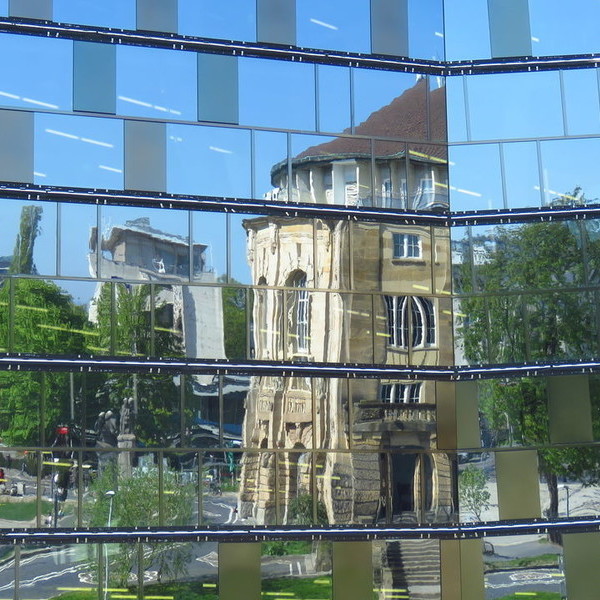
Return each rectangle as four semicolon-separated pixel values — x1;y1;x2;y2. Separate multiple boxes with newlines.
89;216;225;363
88;217;245;435
268;78;448;211
240;83;454;526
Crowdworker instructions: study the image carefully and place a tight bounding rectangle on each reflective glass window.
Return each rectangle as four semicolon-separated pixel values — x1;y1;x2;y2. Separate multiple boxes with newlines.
239;58;316;131
1;199;56;277
297;0;370;54
446;76;468;142
353;69;427;138
317;65;351;134
253;130;288;201
117;45;197;121
449;144;503;211
193;210;227;282
230;214;252;285
467;71;563;140
35;113;123;189
179;0;256;41
0;34;72;112
409;0;444;60
530;0;600;57
59;204;97;278
54;0;136;29
540;138;600;206
167;123;251;198
444;0;490;61
563;68;600;136
503;141;541;209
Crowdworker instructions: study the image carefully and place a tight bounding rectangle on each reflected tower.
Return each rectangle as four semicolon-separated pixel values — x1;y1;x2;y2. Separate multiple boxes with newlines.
240;80;455;526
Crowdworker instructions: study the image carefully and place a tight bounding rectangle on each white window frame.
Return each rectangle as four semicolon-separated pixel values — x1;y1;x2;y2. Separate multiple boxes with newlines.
393;233;421;259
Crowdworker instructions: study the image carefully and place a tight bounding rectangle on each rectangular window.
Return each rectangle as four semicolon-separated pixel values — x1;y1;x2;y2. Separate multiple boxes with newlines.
393;233;421;259
380;382;422;403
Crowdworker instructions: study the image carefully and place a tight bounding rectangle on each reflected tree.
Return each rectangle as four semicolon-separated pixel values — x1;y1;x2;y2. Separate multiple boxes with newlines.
459;215;600;535
92;282;186;444
0;206;89;444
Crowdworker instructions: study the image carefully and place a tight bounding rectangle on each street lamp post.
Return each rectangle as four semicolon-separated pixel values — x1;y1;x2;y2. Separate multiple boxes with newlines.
104;490;116;600
559;484;570;517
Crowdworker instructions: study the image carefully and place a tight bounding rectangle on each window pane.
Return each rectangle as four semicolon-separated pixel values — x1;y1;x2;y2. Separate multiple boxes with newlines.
540;138;600;206
467;72;563;140
297;0;370;54
254;130;288;201
503;141;541;209
1;199;56;276
239;58;315;131
563;68;600;136
409;0;444;60
530;0;600;56
179;0;256;41
449;144;503;211
117;45;197;121
317;65;351;134
35;113;123;189
353;69;427;139
444;0;490;61
54;0;136;29
168;124;251;198
0;34;72;112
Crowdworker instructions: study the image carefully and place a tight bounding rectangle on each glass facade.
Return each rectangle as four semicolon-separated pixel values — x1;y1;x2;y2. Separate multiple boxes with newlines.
1;2;600;600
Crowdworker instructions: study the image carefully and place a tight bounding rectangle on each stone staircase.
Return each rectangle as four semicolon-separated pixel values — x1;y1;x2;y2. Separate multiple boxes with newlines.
377;538;440;600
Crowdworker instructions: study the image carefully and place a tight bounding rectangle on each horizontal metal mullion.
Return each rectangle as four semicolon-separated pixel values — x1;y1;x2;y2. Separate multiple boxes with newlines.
3;516;600;544
0;18;599;76
0;181;449;226
2;353;600;380
0;17;444;75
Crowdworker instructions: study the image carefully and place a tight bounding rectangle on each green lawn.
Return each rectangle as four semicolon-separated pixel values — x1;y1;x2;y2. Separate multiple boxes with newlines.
0;500;52;521
485;553;561;572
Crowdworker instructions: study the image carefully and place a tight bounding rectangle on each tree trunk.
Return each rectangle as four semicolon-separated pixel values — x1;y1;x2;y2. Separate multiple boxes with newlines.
545;470;562;545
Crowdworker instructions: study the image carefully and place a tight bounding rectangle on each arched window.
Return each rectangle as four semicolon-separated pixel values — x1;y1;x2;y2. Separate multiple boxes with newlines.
286;270;309;356
384;295;435;348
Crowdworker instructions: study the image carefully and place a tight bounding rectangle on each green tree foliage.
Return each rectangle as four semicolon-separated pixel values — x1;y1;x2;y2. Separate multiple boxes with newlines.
458;218;600;531
92;282;186;443
217;276;247;359
85;463;194;586
0;206;91;444
459;465;491;521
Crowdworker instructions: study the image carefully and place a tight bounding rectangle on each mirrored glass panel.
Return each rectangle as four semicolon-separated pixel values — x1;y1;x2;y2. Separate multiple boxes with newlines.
503;141;541;209
467;71;564;140
317;65;351;134
409;0;444;60
261;540;332;599
35;113;123;189
408;142;448;210
449;144;503;212
1;199;57;276
540;138;600;206
193;210;227;282
373;138;407;209
0;34;72;112
117;45;197;121
97;205;189;281
239;58;316;131
484;533;564;599
446;76;468;143
0;546;14;598
530;0;600;57
168;123;251;198
353;69;427;139
55;0;136;28
229;214;253;285
444;0;490;61
373;539;441;599
458;451;498;522
59;203;98;278
253;130;288;201
179;0;256;41
563;69;600;136
297;0;370;54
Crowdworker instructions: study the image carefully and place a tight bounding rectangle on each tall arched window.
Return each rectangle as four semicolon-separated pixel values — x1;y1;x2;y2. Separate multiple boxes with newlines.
286;270;309;357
